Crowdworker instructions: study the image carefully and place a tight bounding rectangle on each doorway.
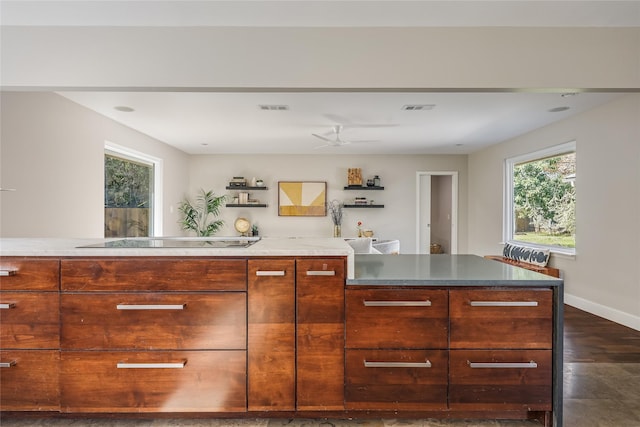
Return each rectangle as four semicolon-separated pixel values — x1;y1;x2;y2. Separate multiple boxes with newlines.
416;171;458;254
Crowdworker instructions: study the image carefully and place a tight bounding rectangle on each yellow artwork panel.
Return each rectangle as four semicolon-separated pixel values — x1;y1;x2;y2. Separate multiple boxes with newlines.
278;181;327;216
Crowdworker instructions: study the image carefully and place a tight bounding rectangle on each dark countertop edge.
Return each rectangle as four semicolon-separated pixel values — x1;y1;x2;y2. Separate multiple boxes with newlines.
346;279;563;286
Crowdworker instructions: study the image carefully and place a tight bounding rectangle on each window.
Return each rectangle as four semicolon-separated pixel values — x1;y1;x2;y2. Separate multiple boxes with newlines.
104;143;162;237
504;141;576;254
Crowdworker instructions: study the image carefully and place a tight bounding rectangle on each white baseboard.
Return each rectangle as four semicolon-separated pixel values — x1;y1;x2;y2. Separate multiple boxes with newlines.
565;293;640;331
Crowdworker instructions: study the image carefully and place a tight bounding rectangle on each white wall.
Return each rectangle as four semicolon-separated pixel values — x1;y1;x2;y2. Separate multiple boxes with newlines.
468;93;640;330
187;154;468;253
0;92;190;238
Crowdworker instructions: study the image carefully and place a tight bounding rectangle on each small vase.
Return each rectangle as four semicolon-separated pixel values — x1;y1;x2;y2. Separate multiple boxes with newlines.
333;225;341;238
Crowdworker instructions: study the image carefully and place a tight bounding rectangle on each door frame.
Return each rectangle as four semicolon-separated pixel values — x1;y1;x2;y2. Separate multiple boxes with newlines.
416;171;458;254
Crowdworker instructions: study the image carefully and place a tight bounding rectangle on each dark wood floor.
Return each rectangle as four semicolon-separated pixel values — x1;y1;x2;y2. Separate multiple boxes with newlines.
564;304;640;363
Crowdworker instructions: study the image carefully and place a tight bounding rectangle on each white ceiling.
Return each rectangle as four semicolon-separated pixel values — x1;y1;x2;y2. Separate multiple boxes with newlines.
6;1;638;155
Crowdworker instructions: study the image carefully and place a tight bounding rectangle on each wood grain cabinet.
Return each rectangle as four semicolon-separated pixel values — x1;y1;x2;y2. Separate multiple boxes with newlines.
0;257;60;411
449;289;553;411
296;258;346;411
59;258;248;413
247;258;296;411
345;289;448;410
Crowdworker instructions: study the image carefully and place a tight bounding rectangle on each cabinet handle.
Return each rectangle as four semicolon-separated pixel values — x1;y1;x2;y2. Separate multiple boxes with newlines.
468;361;538;369
116;304;186;310
0;361;17;368
469;301;538;307
364;300;431;307
256;270;285;276
117;361;186;369
0;270;17;276
306;270;336;276
0;303;16;309
364;360;432;368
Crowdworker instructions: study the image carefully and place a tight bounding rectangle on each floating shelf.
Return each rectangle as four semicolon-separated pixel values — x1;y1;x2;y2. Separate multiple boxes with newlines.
344;204;385;208
344;186;384;190
226;186;268;190
226;204;268;208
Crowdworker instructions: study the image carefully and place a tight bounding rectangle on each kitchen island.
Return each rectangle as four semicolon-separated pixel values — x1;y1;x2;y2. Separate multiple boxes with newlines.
0;239;562;426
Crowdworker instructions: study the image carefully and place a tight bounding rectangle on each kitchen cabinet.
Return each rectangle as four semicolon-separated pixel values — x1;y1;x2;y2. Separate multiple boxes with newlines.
0;257;60;411
296;258;346;411
247;259;296;411
344;285;554;421
59;257;248;413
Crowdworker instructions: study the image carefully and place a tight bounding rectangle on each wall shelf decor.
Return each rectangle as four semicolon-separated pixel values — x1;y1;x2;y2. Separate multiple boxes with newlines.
226;204;268;208
225;186;268;191
344;204;385;208
344;186;384;190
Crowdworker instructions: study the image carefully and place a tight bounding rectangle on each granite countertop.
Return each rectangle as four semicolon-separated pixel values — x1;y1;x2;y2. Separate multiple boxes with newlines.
347;254;563;286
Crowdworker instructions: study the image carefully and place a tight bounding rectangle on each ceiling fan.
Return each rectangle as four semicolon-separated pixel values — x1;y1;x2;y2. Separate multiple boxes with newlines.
311;125;378;148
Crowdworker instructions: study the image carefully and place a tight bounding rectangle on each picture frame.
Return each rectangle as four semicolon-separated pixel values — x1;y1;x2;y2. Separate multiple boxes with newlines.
278;181;327;216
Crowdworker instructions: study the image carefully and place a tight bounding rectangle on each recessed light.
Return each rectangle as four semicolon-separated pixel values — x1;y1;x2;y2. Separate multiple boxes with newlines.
114;106;135;112
548;106;570;113
201;143;209;146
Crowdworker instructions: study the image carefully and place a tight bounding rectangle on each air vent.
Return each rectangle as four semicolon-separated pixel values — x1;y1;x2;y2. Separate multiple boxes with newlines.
402;104;435;111
258;105;289;111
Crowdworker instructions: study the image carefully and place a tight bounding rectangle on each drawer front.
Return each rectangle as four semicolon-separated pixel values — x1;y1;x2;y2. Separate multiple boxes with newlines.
450;289;553;349
247;259;296;411
449;349;552;410
61;258;247;291
346;289;448;349
0;258;59;291
0;350;60;411
61;293;246;350
345;349;448;410
0;292;60;349
60;350;247;412
296;258;345;411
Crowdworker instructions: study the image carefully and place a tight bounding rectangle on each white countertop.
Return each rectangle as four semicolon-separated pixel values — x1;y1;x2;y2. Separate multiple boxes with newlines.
0;237;355;279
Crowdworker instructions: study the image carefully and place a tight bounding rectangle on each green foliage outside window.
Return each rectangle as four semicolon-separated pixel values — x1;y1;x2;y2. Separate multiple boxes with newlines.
513;152;575;248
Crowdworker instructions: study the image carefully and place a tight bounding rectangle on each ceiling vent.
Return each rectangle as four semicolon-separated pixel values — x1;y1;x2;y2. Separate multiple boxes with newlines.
258;105;289;111
402;104;436;111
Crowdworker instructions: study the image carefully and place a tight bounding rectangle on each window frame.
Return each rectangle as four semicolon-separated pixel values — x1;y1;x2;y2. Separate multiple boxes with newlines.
503;140;576;256
105;142;163;236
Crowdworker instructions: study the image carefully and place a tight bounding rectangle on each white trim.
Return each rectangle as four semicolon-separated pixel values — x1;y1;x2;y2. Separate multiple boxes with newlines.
104;141;163;236
565;293;640;332
503;140;576;255
416;171;458;254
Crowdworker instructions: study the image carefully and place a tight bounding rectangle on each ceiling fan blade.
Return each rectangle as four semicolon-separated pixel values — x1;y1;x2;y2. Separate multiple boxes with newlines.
311;133;332;142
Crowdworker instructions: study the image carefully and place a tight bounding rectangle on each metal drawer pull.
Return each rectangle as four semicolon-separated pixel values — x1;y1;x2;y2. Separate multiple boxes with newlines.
0;303;16;309
468;361;538;369
364;300;431;307
116;304;186;310
364;360;432;368
306;270;336;276
0;361;17;368
470;301;538;307
117;361;186;369
256;270;285;276
0;270;17;276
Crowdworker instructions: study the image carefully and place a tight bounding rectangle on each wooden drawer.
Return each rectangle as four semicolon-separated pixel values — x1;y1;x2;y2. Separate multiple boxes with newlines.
0;350;59;411
61;258;247;291
345;349;448;410
449;349;552;411
0;292;60;349
247;259;295;411
346;289;448;349
296;258;345;411
450;289;553;349
61;292;246;350
60;350;247;412
0;258;59;291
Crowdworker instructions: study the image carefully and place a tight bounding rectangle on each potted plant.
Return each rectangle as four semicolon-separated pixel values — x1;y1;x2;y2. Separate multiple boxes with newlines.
178;189;227;237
